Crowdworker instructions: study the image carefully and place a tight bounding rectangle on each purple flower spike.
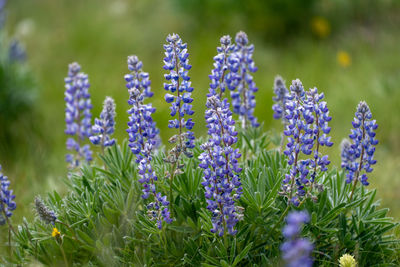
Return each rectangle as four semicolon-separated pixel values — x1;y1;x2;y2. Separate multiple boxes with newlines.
208;35;235;98
199;95;244;236
125;55;171;229
281;211;313;267
342;101;378;187
272;76;289;122
305;87;333;183
163;33;195;161
282;79;314;205
226;31;259;128
64;62;93;168
0;165;16;225
90;96;116;148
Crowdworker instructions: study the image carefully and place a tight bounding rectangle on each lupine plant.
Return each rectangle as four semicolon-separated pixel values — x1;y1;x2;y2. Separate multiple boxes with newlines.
2;33;399;267
125;55;172;228
64;62;93;168
89;96;116;151
341;101;378;199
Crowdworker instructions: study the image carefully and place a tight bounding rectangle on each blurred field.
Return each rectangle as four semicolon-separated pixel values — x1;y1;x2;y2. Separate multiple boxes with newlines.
3;0;400;235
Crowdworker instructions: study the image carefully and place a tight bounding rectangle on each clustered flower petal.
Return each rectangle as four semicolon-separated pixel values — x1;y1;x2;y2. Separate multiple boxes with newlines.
281;79;333;205
305;87;333;182
64;62;93;167
226;31;259;128
163;33;195;154
125;55;171;229
282;79;315;205
199;96;243;236
341;101;378;186
272;75;289;122
89;96;117;148
281;211;313;267
0;165;16;225
34;196;57;225
208;35;234;98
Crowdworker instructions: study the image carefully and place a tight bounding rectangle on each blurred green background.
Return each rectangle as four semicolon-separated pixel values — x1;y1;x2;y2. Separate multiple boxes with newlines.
2;0;400;237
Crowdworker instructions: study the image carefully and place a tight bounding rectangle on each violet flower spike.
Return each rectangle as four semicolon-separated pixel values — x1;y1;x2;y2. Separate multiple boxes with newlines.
305;87;333;184
64;62;93;168
208;35;234;98
226;31;259;128
272;75;289;122
282;79;314;205
89;96;117;149
125;55;171;228
281;211;313;267
343;101;378;194
199;96;243;236
0;165;16;226
163;33;195;154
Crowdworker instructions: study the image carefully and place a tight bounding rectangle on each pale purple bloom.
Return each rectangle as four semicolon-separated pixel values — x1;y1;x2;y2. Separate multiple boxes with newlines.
0;165;16;225
199;96;243;236
90;96;116;148
64;62;93;168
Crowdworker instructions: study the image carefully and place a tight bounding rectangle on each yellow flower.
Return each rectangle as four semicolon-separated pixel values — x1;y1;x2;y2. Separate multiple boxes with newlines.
339;254;357;267
52;227;61;237
311;16;331;38
337;51;351;68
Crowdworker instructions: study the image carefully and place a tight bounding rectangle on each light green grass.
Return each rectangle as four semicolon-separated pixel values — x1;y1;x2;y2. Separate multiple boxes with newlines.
2;0;400;247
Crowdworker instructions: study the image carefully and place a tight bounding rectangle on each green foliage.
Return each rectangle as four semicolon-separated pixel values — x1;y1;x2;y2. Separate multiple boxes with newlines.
9;131;399;266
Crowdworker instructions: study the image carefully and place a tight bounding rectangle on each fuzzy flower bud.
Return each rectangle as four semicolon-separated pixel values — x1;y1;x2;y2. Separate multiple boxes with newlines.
90;96;117;148
339;254;357;267
35;197;57;225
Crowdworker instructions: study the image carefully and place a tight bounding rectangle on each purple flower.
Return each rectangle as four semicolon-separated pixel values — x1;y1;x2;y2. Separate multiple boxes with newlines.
199;96;243;236
281;211;313;267
226;31;259;128
208;35;235;98
305;87;333;183
89;96;116;148
125;55;171;229
163;33;195;161
0;165;16;225
282;79;314;205
64;62;93;168
342;101;378;186
272;75;289;122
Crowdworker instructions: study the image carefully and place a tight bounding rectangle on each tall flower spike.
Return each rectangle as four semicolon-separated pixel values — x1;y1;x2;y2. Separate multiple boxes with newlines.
163;33;195;158
272;75;289;121
226;31;259;128
343;101;378;188
199;96;243;236
282;79;315;205
305;87;333;184
125;55;171;229
64;62;93;168
281;211;313;267
0;165;16;225
208;35;234;98
35;197;57;225
89;96;116;149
